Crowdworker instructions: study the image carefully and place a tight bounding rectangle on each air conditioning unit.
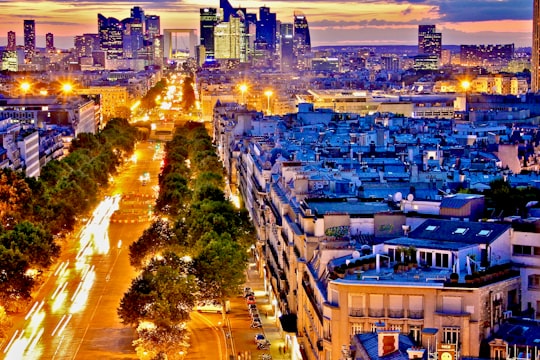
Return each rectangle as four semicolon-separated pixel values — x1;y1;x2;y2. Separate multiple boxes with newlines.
503;310;512;319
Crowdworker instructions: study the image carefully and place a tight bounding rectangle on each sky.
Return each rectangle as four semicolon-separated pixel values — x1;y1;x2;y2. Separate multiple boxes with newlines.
0;0;533;50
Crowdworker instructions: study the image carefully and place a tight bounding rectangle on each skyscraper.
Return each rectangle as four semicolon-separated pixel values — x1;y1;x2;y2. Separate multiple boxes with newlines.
98;14;124;59
24;19;36;62
532;0;540;92
74;33;100;58
293;12;311;70
200;8;217;60
220;0;236;22
46;33;54;52
6;31;16;51
145;15;160;39
279;23;294;72
418;24;442;58
256;6;277;51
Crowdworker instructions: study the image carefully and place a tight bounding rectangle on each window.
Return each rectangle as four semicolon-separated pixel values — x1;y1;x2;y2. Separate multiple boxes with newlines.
420;251;433;266
435;252;450;268
453;227;468;235
477;229;492;237
351;323;363;336
410;325;422;343
443;327;460;345
426;225;439;231
389;324;402;332
443;296;462;314
528;275;540;290
513;245;533;256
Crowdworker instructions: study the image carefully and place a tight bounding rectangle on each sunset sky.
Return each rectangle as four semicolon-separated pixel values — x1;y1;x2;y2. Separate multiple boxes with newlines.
0;0;532;49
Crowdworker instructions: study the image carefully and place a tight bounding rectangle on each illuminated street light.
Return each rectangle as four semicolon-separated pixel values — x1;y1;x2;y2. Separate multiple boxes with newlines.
264;90;273;115
62;83;73;93
460;80;471;92
20;81;31;95
239;83;248;105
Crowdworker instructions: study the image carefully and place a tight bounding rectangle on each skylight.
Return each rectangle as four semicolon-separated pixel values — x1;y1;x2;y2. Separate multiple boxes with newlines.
426;225;438;231
477;230;492;237
454;227;468;235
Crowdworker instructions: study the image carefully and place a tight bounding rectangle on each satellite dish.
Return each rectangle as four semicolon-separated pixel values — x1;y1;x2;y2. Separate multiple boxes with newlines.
407;193;414;201
393;192;403;202
352;251;361;259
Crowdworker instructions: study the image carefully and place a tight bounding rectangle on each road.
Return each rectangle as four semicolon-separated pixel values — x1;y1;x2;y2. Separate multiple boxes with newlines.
1;142;163;360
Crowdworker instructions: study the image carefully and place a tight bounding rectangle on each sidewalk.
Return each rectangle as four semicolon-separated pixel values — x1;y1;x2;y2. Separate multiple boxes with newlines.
242;258;291;360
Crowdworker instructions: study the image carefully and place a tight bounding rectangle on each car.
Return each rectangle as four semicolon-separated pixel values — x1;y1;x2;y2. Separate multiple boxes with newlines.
246;295;256;304
248;304;257;310
243;287;253;296
249;308;259;316
244;291;255;298
254;333;268;344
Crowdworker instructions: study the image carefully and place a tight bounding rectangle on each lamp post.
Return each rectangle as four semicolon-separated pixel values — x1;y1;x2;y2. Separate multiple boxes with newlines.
460;80;471;112
239;83;248;105
264;90;273;115
20;81;31;96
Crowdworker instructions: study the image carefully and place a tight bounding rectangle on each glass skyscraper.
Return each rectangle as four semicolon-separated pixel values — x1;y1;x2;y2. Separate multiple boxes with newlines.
24;19;36;62
532;0;540;92
200;8;217;60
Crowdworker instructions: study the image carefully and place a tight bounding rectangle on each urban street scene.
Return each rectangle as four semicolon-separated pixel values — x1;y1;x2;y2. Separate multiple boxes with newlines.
0;0;537;360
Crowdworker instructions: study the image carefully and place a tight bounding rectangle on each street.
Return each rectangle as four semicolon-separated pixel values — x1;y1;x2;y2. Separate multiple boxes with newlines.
1;141;162;360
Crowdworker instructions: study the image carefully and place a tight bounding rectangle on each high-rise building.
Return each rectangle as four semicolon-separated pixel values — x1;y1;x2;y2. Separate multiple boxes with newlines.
74;33;100;59
98;14;124;59
200;8;217;61
256;6;276;51
532;0;540;92
6;31;16;51
418;24;442;58
293;12;311;70
220;0;236;22
279;23;294;72
46;33;54;52
145;15;160;39
24;19;36;62
122;17;144;59
214;16;247;62
131;6;145;29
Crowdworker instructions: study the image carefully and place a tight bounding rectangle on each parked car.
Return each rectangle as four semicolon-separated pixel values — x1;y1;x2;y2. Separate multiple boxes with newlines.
254;333;268;345
246;295;256;304
243;287;253;296
248;304;257;311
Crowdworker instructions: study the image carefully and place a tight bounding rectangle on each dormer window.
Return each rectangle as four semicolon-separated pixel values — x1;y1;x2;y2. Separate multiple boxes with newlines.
453;227;468;235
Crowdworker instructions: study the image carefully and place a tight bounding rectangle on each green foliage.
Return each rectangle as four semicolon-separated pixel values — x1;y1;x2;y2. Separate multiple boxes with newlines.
129;219;176;269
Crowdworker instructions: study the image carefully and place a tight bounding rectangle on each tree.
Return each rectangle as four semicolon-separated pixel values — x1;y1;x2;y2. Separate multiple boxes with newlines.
194;233;247;318
0;221;60;270
182;76;196;113
133;322;189;360
0;246;35;311
0;169;33;229
129;219;176;269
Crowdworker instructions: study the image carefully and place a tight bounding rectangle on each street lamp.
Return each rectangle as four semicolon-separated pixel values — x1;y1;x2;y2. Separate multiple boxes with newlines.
62;82;73;94
20;81;31;95
264;90;273;115
239;83;248;105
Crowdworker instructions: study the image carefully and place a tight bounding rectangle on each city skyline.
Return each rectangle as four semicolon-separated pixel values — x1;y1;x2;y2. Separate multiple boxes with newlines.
0;0;533;50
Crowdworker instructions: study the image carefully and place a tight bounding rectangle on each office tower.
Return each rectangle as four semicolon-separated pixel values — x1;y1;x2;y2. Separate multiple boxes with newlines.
46;33;54;52
293;11;311;70
460;44;514;67
256;6;276;51
279;23;294;72
98;14;124;59
220;0;236;22
145;15;160;39
200;8;217;61
74;33;100;58
418;24;442;58
122;17;144;59
24;19;36;62
6;31;16;51
533;0;540;92
214;16;247;62
131;6;145;30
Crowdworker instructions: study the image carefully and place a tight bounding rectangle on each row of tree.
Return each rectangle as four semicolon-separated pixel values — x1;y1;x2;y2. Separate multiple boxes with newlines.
118;123;254;360
0;118;139;312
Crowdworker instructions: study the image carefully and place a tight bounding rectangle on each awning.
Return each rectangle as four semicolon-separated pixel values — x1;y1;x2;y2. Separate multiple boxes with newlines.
279;314;298;333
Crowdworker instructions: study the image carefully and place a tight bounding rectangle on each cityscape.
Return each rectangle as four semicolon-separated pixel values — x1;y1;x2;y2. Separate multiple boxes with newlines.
0;0;538;360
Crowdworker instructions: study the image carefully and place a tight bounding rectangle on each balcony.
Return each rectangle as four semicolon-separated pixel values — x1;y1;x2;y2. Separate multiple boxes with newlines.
349;308;365;317
388;309;405;318
368;308;384;317
408;310;424;319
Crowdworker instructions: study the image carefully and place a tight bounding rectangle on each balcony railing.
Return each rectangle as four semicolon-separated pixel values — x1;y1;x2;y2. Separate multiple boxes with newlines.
368;308;384;317
408;310;424;319
388;309;405;318
349;308;365;317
